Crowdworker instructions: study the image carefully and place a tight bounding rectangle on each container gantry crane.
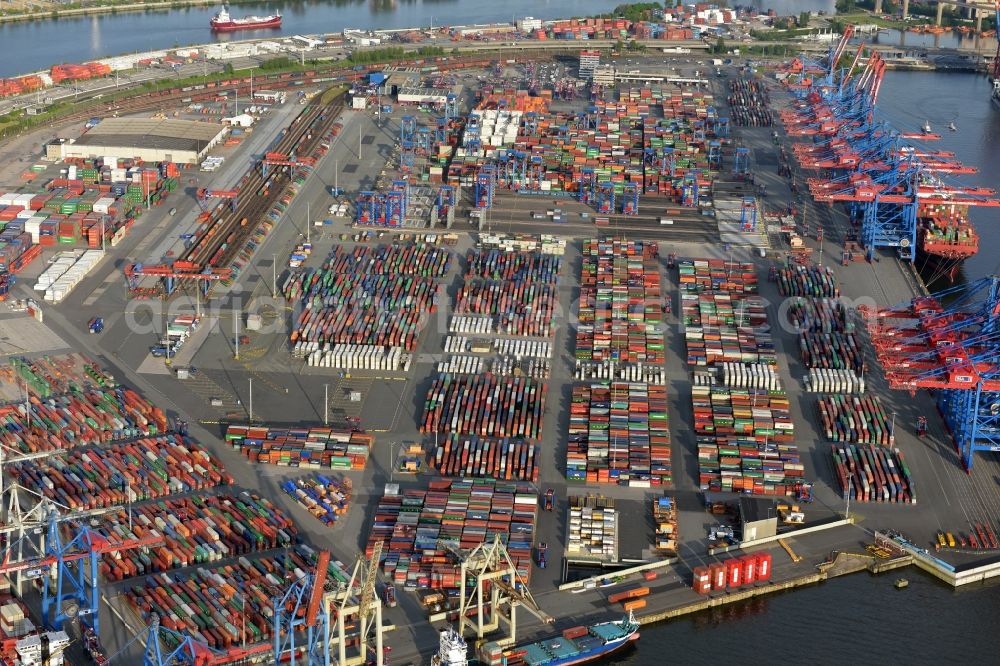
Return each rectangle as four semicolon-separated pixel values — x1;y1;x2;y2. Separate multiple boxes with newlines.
274;549;332;665
475;166;496;209
0;508;162;639
446;534;552;647
862;276;1000;471
330;541;390;666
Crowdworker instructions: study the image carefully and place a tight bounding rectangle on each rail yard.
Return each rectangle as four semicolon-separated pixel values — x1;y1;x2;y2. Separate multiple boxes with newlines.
1;20;1000;666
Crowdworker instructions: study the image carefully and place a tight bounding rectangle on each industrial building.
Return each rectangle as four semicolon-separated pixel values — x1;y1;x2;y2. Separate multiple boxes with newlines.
739;497;779;542
59;118;227;164
396;87;452;105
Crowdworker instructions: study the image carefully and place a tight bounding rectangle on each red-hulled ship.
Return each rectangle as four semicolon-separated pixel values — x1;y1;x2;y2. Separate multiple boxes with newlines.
917;205;979;282
210;5;281;31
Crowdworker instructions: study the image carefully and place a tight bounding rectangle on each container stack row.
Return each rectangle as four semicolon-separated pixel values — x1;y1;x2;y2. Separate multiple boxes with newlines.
575;239;665;365
817;395;894;445
573;360;666;384
8;435;232;510
477;232;566;256
444;336;553;359
306;344;412;371
677;259;769;367
420;374;546;440
566;495;617;562
89;493;297;580
455;247;562;339
226;425;376;471
831;444;916;503
281;475;352;526
430;435;539;482
680;292;767;327
285;243;447;360
684;326;776;367
566;382;671;487
454;278;558;338
123;547;353;649
798;331;864;374
786;297;854;334
365;480;537;588
773;264;839;298
693;386;802;496
727;78;771;127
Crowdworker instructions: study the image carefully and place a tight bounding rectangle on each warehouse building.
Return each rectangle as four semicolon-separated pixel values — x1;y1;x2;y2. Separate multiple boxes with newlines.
397;87;452;105
59;118;227;164
739;497;778;542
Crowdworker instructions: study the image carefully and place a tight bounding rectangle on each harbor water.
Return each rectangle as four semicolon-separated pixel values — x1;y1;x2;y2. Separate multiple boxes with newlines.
615;571;1000;664
0;0;841;78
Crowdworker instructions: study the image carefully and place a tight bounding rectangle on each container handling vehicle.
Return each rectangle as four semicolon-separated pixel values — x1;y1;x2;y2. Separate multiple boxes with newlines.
544;488;555;511
535;542;548;569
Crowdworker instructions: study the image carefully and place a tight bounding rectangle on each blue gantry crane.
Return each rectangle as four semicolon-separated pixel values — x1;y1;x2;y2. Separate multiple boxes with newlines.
475;165;496;208
865;276;1000;471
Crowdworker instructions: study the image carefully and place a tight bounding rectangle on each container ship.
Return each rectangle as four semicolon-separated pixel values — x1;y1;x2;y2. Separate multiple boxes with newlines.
475;613;640;666
917;208;978;282
210;5;281;31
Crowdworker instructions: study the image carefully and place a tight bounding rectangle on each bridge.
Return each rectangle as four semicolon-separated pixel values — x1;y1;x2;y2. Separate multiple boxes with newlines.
874;0;995;29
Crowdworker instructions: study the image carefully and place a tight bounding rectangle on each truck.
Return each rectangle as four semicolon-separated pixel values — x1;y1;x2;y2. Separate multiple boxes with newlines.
88;317;104;334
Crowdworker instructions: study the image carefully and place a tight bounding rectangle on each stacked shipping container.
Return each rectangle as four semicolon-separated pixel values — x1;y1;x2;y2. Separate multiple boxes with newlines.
226;425;376;470
365;479;537;589
566;382;671;486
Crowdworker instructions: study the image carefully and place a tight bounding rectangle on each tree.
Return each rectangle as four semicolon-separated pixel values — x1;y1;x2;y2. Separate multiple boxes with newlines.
799;11;810;27
835;0;856;13
223;63;234;75
714;36;727;54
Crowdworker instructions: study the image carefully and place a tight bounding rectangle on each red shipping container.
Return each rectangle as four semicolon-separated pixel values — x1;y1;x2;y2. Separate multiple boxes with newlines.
709;562;726;591
755;552;772;581
741;555;757;585
725;558;742;588
692;566;710;594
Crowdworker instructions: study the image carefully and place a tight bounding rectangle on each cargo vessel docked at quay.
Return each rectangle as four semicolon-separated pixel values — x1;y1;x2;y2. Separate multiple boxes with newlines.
432;614;639;666
210;4;281;31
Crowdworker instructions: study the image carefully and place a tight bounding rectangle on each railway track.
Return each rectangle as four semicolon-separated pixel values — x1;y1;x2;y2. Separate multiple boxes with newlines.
180;91;344;274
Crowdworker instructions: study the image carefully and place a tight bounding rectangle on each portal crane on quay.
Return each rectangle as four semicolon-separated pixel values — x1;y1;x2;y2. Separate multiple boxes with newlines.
443;534;552;647
862;276;1000;471
0;508;162;639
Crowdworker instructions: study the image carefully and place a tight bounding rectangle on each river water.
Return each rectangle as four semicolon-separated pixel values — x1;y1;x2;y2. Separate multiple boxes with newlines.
0;0;841;78
616;570;1000;665
3;0;1000;658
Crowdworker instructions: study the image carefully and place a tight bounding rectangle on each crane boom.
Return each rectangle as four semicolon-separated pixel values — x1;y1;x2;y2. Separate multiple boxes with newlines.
305;549;330;628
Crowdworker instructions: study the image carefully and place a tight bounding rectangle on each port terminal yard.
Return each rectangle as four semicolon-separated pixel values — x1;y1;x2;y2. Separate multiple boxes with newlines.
3;42;1000;666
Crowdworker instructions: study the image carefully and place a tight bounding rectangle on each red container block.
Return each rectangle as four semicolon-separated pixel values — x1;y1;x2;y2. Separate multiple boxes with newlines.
755;552;772;581
725;558;742;588
692;566;710;594
740;555;757;585
709;562;726;590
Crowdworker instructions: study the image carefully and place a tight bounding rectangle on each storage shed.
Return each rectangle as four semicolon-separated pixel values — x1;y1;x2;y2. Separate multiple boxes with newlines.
60;118;227;164
739;497;778;542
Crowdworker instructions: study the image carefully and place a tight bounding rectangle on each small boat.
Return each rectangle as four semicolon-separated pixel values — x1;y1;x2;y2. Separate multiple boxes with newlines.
922;120;932;134
948;121;957;131
894;578;909;589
